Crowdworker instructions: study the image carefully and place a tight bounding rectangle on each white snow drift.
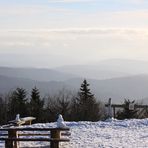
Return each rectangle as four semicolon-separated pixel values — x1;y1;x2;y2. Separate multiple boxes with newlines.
0;118;148;148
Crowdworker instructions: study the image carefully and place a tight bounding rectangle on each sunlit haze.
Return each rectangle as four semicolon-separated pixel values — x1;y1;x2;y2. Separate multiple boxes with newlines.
1;0;148;68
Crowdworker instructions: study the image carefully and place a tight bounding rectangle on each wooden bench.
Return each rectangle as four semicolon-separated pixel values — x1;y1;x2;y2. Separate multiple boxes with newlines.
0;127;70;148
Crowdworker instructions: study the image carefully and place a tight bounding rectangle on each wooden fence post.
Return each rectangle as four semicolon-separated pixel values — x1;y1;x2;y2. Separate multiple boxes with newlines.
113;106;116;118
108;98;112;118
50;129;61;148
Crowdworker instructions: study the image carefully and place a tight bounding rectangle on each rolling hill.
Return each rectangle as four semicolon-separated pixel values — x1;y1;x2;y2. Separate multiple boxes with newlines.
0;67;76;82
55;59;148;80
0;75;69;96
0;73;148;103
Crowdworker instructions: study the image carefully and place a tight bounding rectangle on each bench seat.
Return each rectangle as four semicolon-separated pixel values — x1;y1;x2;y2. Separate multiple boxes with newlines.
0;137;70;142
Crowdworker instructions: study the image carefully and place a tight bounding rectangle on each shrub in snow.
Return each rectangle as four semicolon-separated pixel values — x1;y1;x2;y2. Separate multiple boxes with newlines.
116;99;139;119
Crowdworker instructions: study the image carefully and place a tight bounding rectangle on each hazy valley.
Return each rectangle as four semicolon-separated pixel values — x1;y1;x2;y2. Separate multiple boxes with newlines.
0;59;148;104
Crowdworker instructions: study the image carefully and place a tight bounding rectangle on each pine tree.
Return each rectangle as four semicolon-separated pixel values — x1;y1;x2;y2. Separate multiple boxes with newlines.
72;79;101;121
29;87;44;122
8;88;28;119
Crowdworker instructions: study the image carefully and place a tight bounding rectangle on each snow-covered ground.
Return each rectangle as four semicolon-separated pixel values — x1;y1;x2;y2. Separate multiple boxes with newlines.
0;118;148;148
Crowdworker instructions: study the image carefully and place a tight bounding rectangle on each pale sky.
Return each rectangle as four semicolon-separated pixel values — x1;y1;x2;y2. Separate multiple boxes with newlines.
0;0;148;67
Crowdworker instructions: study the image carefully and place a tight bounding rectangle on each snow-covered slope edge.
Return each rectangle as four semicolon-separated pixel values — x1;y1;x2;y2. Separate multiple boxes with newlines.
0;118;148;148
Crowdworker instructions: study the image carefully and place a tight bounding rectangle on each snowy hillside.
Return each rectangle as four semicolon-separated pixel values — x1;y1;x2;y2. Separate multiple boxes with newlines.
0;118;148;148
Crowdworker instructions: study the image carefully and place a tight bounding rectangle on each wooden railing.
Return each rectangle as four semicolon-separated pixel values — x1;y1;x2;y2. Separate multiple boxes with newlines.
0;127;70;148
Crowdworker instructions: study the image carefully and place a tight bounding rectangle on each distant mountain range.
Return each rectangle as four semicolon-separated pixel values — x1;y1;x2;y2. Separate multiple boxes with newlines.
0;59;148;103
0;67;76;82
0;74;69;96
55;59;148;80
65;75;148;103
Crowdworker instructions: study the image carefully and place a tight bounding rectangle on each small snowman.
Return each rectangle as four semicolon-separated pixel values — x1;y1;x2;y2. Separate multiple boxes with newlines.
15;114;21;122
57;114;67;128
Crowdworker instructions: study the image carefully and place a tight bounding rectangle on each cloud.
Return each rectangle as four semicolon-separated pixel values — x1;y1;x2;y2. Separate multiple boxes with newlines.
48;0;147;4
1;28;148;36
0;6;72;16
1;27;148;64
48;0;97;3
114;10;148;18
0;28;148;49
0;1;148;30
121;0;145;4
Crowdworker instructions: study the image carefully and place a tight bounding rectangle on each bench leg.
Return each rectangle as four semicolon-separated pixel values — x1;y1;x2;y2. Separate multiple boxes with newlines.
5;140;13;148
7;129;19;148
50;141;59;148
50;130;60;148
5;140;19;148
14;140;19;148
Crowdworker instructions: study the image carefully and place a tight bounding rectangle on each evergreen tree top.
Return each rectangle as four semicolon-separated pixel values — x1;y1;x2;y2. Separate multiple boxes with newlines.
31;86;40;101
79;79;94;98
12;87;27;102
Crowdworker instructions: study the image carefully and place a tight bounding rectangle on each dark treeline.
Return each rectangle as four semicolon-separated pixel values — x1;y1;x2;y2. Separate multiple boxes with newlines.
0;79;148;125
0;80;105;125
